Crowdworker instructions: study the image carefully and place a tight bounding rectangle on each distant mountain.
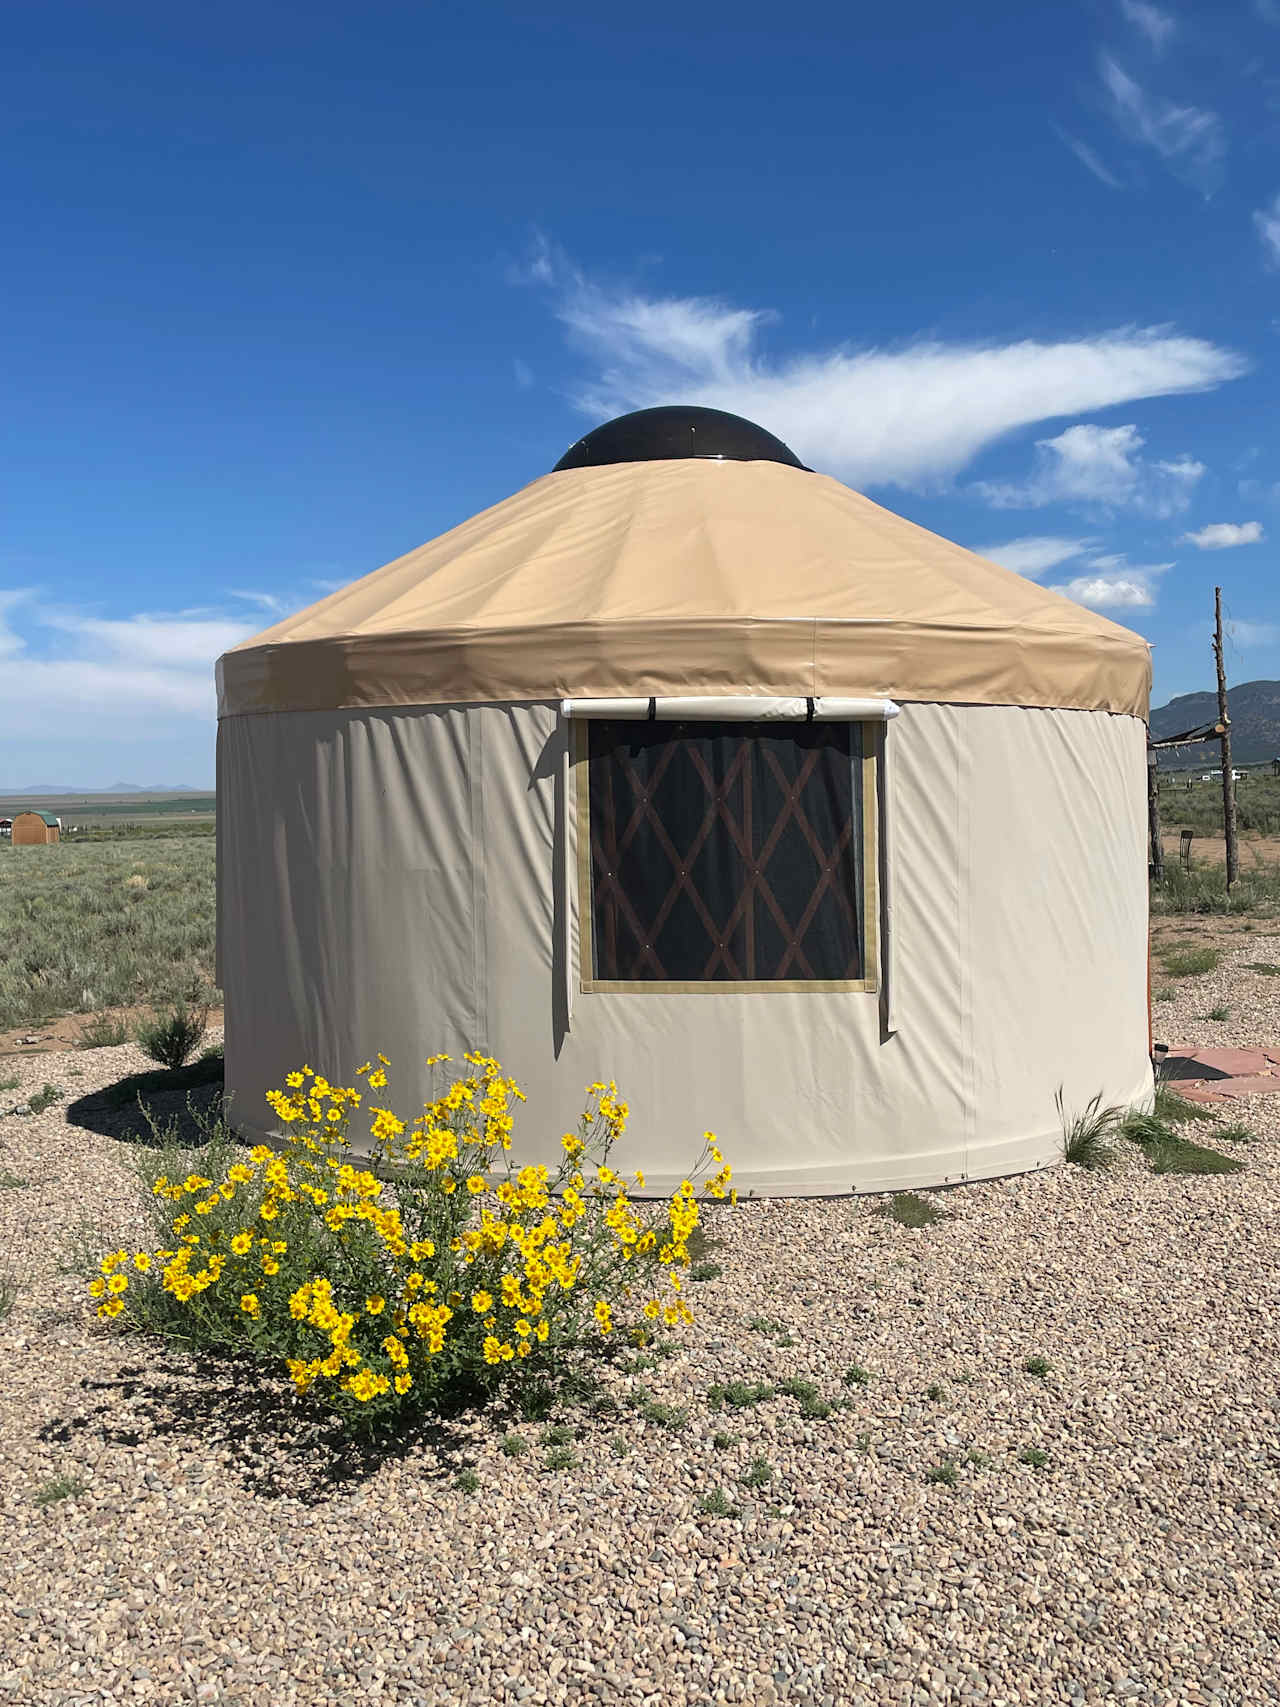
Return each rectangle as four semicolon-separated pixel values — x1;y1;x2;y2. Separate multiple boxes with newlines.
1150;679;1280;767
9;782;208;795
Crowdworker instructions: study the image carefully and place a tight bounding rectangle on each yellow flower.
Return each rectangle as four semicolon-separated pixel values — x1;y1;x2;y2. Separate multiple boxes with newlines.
240;1294;260;1316
285;1071;305;1088
394;1372;412;1395
365;1296;386;1315
230;1232;253;1256
107;1274;129;1295
535;1318;549;1343
466;1175;486;1195
132;1252;151;1273
470;1290;493;1314
367;1068;388;1090
593;1299;613;1335
482;1335;503;1365
88;1277;107;1298
261;1259;280;1276
98;1298;124;1319
259;1202;279;1222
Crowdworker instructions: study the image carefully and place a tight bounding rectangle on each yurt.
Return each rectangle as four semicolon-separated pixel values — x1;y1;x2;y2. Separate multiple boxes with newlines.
216;406;1152;1195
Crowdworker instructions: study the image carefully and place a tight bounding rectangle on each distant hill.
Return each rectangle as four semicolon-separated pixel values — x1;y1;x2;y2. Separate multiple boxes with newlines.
9;783;207;795
1150;679;1280;767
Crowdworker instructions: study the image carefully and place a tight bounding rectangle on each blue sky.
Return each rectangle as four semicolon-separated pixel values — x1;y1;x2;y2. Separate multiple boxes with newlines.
2;0;1278;786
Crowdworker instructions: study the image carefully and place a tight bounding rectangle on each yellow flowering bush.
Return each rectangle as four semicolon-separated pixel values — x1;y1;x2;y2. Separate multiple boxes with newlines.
91;1051;733;1431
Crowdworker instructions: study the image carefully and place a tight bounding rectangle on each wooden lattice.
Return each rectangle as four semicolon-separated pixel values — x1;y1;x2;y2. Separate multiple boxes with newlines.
587;720;861;982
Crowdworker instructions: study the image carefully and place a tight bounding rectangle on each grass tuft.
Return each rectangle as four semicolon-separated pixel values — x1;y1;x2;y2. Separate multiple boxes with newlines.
1023;1355;1052;1378
1245;961;1280;976
76;1012;129;1049
708;1380;775;1411
543;1444;577;1472
740;1456;773;1489
926;1460;958;1487
499;1432;529;1458
1018;1446;1048;1470
688;1262;722;1283
880;1191;948;1228
27;1083;61;1115
1158;944;1221;977
1056;1087;1119;1170
697;1487;739;1518
1205;1005;1231;1023
1147;1134;1244;1175
842;1363;871;1388
455;1468;480;1494
33;1473;86;1507
712;1430;740;1451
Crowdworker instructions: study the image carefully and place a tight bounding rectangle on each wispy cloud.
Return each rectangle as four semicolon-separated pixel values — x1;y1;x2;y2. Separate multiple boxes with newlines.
1228;618;1279;648
1099;55;1225;195
1180;521;1265;549
973;422;1205;516
974;536;1096;577
513;357;535;389
528;241;1246;490
1254;193;1280;265
1054;126;1125;189
0;598;255;743
228;588;290;615
1120;0;1177;52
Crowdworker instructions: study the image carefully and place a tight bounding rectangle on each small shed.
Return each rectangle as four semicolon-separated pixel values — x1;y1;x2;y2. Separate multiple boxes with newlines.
12;811;61;845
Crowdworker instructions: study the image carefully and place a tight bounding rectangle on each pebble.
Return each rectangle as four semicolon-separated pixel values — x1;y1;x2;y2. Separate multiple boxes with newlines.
2;948;1280;1705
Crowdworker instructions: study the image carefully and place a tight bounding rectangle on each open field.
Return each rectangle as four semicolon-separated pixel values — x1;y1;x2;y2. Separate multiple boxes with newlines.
0;793;216;834
0;837;217;1037
2;938;1280;1703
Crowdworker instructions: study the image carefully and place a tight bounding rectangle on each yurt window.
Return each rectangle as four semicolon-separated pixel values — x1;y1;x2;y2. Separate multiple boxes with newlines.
577;718;877;991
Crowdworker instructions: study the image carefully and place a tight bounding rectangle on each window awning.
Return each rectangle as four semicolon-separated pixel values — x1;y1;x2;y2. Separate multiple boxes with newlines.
560;696;900;721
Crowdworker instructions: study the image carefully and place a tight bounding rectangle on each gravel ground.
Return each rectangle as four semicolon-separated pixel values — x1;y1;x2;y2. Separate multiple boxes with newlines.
2;943;1280;1707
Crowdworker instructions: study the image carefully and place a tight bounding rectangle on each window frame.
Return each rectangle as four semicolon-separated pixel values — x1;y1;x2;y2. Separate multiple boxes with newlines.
572;716;880;995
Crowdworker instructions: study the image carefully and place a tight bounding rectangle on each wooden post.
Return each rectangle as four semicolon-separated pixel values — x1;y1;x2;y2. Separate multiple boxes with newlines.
1213;586;1240;889
1147;748;1164;880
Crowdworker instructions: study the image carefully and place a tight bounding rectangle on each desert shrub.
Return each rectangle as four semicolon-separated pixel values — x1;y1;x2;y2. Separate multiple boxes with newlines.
136;1004;207;1070
90;1052;734;1433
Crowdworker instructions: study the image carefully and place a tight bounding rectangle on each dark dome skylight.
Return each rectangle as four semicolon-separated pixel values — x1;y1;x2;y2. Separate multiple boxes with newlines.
553;405;806;472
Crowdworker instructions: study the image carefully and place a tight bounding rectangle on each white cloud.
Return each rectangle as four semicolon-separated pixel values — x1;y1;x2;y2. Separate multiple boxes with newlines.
0;601;255;751
1254;193;1280;265
1055;128;1125;189
1229;618;1279;648
1179;521;1265;549
974;422;1205;515
1120;0;1177;51
1051;574;1156;608
530;243;1245;489
974;536;1095;576
1099;55;1225;195
513;357;535;389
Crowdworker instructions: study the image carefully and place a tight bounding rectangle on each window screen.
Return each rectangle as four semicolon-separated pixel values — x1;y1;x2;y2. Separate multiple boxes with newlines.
585;719;864;984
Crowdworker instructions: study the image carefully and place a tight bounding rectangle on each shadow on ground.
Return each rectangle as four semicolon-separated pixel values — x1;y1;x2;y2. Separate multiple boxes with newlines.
38;1350;480;1502
66;1056;233;1148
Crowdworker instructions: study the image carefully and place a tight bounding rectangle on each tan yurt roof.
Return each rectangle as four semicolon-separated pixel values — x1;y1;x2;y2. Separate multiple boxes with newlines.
218;457;1151;720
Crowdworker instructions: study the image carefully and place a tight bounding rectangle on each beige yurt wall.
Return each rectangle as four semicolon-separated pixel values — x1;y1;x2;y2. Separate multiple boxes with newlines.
218;697;1150;1195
